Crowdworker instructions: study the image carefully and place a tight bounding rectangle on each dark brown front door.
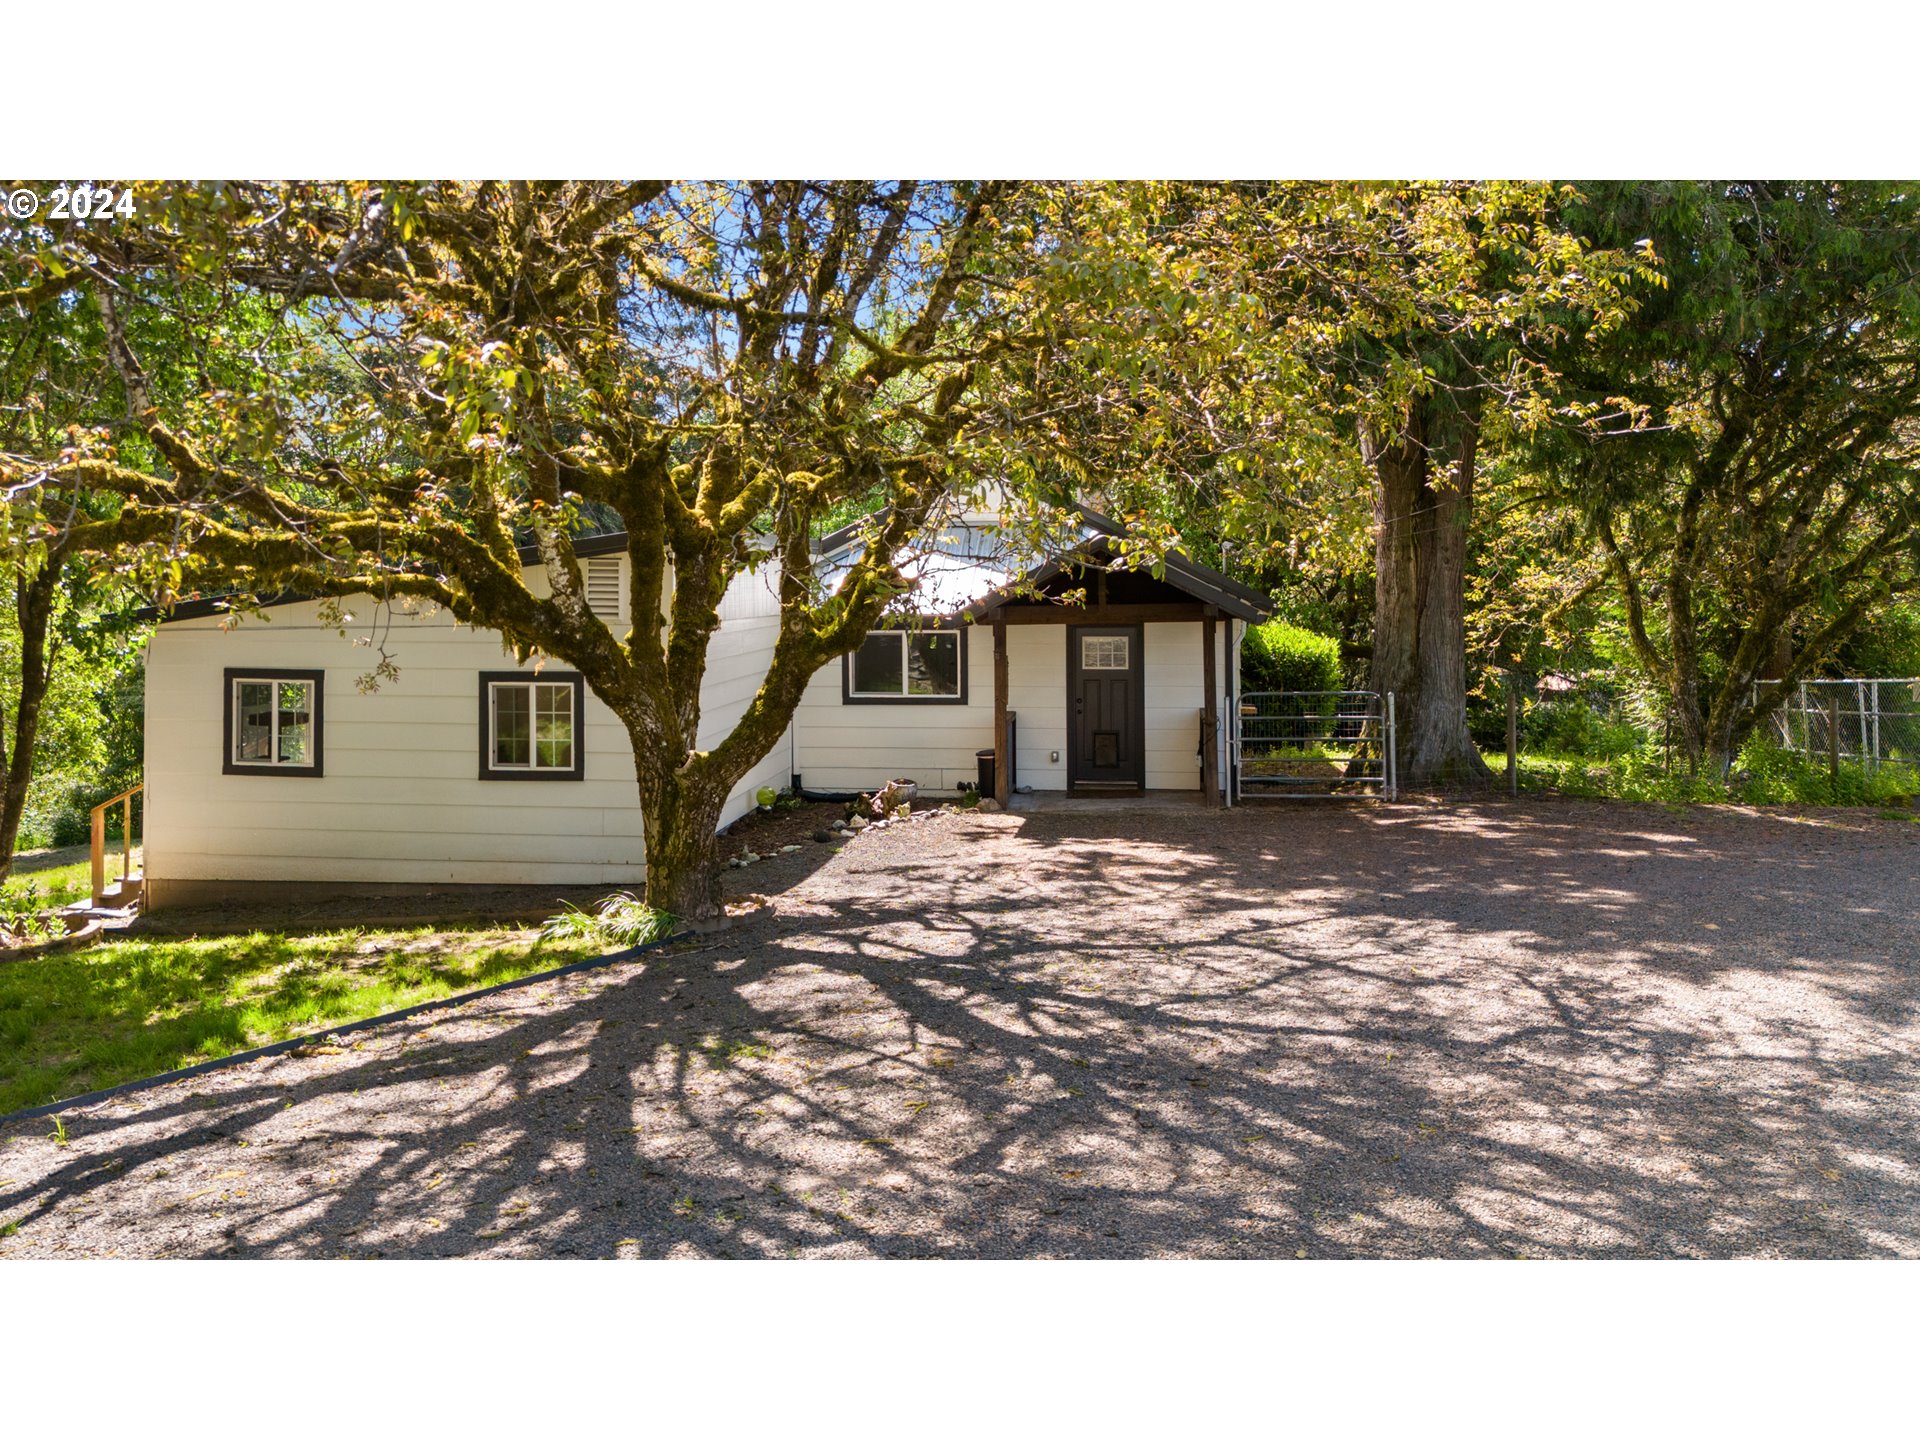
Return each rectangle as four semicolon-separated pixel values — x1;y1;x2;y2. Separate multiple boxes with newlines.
1068;624;1145;789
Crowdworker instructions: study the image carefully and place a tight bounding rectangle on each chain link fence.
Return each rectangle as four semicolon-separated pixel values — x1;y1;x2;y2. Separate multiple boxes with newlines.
1757;678;1920;776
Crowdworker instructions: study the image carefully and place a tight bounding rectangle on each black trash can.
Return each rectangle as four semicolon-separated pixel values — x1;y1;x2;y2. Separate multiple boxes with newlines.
976;749;996;798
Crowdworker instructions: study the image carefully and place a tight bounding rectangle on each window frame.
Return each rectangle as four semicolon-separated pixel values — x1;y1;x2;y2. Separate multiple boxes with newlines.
841;623;969;705
478;670;587;781
222;667;326;777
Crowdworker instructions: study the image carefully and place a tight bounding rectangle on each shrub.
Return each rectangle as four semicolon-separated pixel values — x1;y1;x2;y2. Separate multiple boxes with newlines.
1519;699;1645;760
1241;621;1341;695
1837;602;1920;679
1503;734;1920;807
1729;738;1918;806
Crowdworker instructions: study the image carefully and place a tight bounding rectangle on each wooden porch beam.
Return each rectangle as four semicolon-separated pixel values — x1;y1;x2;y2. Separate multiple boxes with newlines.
1202;608;1221;806
992;609;1011;807
994;603;1207;625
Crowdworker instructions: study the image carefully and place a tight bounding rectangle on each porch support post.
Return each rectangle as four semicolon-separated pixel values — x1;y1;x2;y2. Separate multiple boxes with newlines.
993;610;1011;807
1201;608;1221;806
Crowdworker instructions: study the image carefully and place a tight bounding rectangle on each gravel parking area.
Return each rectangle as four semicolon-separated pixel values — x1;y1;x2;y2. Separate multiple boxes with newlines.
4;799;1917;1258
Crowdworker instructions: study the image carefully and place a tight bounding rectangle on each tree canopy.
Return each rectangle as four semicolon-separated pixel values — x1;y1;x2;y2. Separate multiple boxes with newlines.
1538;181;1920;772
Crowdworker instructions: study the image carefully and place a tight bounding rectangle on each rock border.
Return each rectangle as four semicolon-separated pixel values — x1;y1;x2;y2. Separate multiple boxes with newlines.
0;913;107;965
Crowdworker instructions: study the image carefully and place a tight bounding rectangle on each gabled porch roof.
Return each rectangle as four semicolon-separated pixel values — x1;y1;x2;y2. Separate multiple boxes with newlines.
815;505;1274;625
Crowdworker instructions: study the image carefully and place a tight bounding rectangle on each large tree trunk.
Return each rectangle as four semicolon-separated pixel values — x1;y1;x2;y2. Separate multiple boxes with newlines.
636;766;730;931
0;564;59;883
1363;404;1493;788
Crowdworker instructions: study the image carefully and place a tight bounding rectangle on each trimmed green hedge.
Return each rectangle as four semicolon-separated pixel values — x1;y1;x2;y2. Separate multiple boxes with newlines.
1241;620;1342;695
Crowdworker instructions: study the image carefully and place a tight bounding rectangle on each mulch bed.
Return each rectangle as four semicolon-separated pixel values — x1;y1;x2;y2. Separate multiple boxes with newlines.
3;796;1916;1259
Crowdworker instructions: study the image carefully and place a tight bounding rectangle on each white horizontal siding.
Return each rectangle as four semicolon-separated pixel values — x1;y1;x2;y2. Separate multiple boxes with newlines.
1007;626;1067;790
1143;621;1202;790
717;563;781;621
144;558;790;891
698;609;791;808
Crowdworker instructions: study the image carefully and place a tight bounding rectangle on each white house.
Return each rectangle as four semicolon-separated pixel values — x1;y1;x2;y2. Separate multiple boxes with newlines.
134;509;1271;909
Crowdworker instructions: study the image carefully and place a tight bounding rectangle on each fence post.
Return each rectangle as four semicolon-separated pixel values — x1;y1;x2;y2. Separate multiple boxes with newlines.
1854;680;1869;776
1870;680;1881;778
1505;675;1518;798
90;804;105;907
1386;691;1397;801
1829;691;1842;801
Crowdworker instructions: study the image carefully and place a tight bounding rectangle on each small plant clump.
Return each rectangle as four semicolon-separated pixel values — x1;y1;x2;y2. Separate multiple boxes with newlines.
541;892;678;950
0;882;65;948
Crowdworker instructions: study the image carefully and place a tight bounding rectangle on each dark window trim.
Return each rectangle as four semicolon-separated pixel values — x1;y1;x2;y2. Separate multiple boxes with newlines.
478;670;587;781
841;623;970;706
223;667;326;777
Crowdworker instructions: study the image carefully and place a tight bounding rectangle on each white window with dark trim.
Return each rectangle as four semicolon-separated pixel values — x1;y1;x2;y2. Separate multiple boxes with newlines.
845;626;966;703
1081;634;1131;670
224;668;324;776
480;671;585;780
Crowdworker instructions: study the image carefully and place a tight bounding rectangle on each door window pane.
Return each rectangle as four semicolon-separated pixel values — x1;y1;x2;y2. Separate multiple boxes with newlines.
852;632;905;694
1082;635;1130;670
907;632;961;696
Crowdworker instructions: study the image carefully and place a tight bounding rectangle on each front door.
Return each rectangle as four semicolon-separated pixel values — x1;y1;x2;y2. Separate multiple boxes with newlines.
1068;625;1145;790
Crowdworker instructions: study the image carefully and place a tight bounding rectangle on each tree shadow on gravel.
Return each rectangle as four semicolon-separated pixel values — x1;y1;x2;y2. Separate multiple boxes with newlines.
4;801;1916;1259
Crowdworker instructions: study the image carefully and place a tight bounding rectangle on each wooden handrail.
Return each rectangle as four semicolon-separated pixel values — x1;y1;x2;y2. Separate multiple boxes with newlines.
90;783;143;908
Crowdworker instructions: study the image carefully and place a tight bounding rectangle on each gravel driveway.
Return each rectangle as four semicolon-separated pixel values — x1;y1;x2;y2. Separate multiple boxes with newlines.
5;799;1917;1258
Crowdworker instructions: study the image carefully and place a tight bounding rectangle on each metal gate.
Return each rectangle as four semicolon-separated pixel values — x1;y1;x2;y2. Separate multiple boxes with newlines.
1234;690;1396;800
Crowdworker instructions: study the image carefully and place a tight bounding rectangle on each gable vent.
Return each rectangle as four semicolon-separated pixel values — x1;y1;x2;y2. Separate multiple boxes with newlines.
585;557;622;620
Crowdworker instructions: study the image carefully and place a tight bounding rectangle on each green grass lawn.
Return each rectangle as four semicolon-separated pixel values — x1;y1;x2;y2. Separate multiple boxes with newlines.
3;850;138;909
0;921;603;1115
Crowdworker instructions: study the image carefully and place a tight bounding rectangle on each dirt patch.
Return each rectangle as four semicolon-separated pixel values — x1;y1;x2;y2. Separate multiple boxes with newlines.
4;797;1916;1259
717;798;968;916
719;799;847;861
